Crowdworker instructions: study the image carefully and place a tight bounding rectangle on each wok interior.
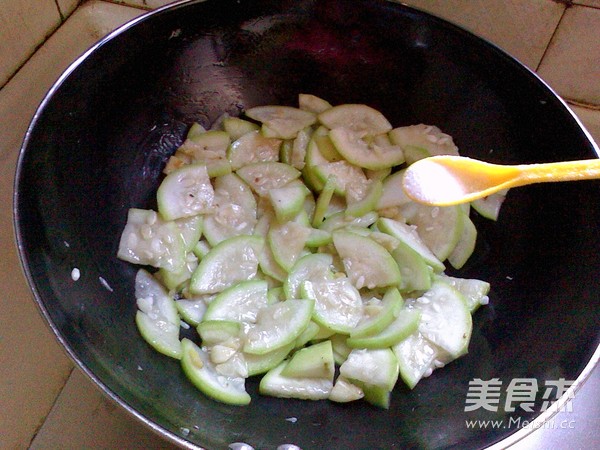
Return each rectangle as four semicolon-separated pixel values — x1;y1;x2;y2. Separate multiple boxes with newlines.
15;0;600;448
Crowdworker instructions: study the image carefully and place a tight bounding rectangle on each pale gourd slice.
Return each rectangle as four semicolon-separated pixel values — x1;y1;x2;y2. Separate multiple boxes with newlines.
134;269;181;359
117;208;186;272
259;361;333;400
388;124;459;157
332;230;401;290
318;104;392;135
189;235;264;294
298;93;332;114
236;161;301;197
376;217;445;272
471;189;508;221
244;299;315;354
350;287;403;338
447;212;477;270
392;331;444;389
407;280;472;358
402;203;464;262
301;278;364;334
203;280;268;323
268;221;312;272
245;105;317;139
227;130;282;170
438;275;490;313
283;253;334;300
339;348;399;391
346;308;421;349
280;340;335;379
157;163;215;220
329;128;404;170
181;338;251;405
202;173;257;246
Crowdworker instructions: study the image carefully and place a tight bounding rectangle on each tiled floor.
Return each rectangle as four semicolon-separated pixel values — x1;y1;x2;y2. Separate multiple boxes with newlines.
0;0;598;449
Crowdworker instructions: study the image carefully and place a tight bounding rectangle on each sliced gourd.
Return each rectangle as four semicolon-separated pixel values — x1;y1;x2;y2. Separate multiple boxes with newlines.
312;175;337;227
189;235;264;294
158;252;198;291
329;376;364;403
259;360;333;400
298;93;332;114
448;212;477;270
402;203;464;262
392;331;446;389
186;122;207;140
244;299;315;354
134;269;181;359
245;342;295;377
318;104;392;135
407;280;472;358
376;217;445;272
202;173;257;246
117;208;186;272
314;160;368;198
319;210;379;233
283;253;334;299
357;382;392;409
280;340;335;379
339;348;399;391
245;105;317;139
203;279;268;323
176;295;210;326
268;221;312;272
471;189;508;221
350;287;403;338
192;239;211;259
346;179;383;217
388;124;459;157
227;130;282;170
258;240;289;283
268;180;310;223
236;161;301;197
157;163;215;221
314;133;344;162
391;240;433;293
301;278;363;334
329;128;404;170
294;321;321;348
175;215;203;252
289;127;313;170
181;338;251;405
330;333;352;365
171;130;232;177
438;275;490;313
222;116;260;141
346;308;421;349
197;319;241;345
332;230;401;289
377;169;412;210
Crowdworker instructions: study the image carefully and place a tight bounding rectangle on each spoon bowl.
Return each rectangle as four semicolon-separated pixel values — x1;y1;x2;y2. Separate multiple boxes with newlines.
402;155;600;206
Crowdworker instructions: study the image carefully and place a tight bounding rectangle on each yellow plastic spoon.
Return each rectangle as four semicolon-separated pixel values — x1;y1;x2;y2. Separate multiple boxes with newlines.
402;155;600;206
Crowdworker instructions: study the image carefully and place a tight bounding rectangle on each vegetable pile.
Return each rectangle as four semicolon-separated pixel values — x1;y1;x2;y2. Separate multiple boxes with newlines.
117;94;501;408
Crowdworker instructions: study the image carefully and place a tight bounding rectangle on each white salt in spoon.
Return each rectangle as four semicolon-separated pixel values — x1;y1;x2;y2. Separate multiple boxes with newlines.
402;155;600;206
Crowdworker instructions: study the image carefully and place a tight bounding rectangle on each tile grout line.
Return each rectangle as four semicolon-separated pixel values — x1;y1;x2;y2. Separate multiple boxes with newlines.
101;0;155;12
534;3;570;73
27;366;77;449
0;0;152;93
0;3;71;92
53;0;66;21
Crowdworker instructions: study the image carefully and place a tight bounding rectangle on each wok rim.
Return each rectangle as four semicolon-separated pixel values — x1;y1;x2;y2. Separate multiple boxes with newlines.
12;0;600;449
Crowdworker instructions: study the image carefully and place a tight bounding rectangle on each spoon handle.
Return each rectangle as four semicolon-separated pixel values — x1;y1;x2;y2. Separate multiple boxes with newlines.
516;159;600;185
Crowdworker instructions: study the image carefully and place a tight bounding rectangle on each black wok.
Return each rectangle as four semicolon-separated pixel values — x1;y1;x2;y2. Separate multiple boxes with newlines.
14;0;600;448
